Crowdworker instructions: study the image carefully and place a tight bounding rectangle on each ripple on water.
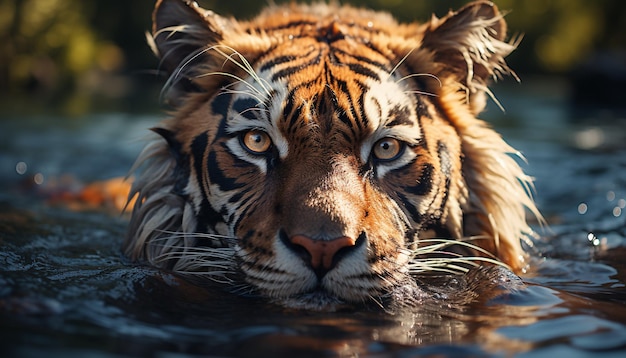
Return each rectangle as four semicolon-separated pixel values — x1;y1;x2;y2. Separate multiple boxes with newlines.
1;113;626;357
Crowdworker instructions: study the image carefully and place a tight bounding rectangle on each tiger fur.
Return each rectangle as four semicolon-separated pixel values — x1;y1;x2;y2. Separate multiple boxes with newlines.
124;0;542;309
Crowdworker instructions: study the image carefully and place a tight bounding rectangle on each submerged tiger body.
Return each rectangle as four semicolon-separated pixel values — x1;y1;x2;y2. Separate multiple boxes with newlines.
125;0;541;309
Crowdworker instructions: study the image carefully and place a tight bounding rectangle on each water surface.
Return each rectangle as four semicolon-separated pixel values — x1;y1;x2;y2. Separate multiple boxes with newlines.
1;82;626;357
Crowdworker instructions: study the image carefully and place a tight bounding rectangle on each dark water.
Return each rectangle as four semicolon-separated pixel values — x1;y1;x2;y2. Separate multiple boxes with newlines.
2;81;626;357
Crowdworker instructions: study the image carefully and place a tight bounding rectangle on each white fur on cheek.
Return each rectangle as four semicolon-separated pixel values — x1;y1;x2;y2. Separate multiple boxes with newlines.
322;238;373;300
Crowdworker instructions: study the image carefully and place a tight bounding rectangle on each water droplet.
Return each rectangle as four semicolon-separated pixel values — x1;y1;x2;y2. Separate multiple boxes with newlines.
613;207;622;217
574;127;604;150
587;233;600;247
577;203;588;215
607;191;616;201
34;173;44;185
15;161;27;175
367;21;373;27
618;199;626;209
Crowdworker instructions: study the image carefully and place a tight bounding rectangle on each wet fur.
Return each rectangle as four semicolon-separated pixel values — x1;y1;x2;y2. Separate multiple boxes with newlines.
125;0;542;309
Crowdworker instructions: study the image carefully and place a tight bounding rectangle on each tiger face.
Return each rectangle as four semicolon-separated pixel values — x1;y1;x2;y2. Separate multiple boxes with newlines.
125;0;541;309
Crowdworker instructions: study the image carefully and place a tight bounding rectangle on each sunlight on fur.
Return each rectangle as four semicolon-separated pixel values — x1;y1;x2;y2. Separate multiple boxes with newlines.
120;0;544;310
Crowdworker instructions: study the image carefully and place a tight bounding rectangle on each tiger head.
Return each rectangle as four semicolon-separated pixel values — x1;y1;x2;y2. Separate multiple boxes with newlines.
125;0;541;310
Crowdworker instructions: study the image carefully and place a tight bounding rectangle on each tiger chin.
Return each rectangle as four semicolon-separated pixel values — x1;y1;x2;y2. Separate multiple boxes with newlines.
124;0;542;311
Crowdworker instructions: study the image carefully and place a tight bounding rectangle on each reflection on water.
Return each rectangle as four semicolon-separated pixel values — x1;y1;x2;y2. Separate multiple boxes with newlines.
1;84;626;356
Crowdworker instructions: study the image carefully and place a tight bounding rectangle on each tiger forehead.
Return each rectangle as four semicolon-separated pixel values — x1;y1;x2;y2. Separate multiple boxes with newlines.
247;3;403;40
221;7;423;146
226;63;420;144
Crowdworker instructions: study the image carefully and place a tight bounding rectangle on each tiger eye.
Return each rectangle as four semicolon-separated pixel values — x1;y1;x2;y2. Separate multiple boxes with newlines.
241;130;272;154
373;137;403;161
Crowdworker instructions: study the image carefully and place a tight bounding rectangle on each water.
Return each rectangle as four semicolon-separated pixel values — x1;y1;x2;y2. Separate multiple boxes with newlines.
1;81;626;357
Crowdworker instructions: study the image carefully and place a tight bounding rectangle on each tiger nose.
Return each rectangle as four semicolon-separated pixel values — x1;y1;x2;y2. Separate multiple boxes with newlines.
290;235;356;275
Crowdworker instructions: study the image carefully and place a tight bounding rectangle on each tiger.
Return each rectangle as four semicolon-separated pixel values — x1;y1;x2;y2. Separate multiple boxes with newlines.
124;0;542;310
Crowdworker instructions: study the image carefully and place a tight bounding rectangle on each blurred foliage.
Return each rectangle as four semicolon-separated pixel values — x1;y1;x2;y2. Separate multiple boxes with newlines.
1;0;625;115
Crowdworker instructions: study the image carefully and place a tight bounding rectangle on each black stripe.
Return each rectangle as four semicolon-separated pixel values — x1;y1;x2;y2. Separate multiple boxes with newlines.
364;41;391;61
352;78;369;131
405;163;434;196
232;200;256;234
239;242;273;260
282;97;299;130
259;55;297;73
339;129;352;143
437;141;452;213
336;107;352;127
248;20;318;33
282;95;294;121
358;91;371;130
232;97;261;121
212;92;233;140
228;186;252;204
212;91;232;116
191;132;210;197
397;192;423;224
347;63;380;81
195;201;223;234
415;96;431;120
207;146;246;192
151;127;190;197
334;48;389;72
285;97;306;133
415;113;428;150
286;102;301;133
386;104;414;127
271;52;322;81
190;132;223;232
333;78;362;135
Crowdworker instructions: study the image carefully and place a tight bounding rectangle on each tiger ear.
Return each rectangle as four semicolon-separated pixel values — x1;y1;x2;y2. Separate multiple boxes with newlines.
149;0;235;104
422;1;516;113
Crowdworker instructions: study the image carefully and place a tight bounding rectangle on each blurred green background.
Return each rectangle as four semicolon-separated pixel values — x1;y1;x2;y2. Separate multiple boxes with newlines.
1;0;625;116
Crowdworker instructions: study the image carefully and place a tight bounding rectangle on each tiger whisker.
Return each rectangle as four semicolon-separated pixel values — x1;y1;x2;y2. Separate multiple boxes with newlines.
238;107;272;118
220;89;272;114
152;229;236;240
157;49;197;101
157;40;221;99
409;255;510;273
396;72;443;88
164;43;267;101
209;45;272;97
196;71;267;101
475;82;505;112
228;283;257;297
174;46;211;80
152;247;235;259
416;250;465;258
146;234;236;249
152;249;235;263
386;47;417;81
410;265;470;275
403;90;439;97
367;294;385;309
409;256;509;275
406;237;511;275
416;237;499;257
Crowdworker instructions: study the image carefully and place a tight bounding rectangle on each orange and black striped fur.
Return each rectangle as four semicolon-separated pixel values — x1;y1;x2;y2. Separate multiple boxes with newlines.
125;0;542;309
